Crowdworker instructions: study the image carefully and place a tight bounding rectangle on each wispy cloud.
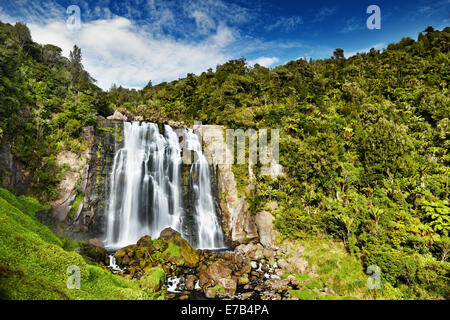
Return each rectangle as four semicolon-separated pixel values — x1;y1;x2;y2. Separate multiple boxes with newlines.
313;6;337;22
265;16;303;32
339;16;365;33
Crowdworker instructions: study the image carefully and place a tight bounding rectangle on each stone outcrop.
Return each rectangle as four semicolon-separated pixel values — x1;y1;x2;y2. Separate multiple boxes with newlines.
254;210;277;248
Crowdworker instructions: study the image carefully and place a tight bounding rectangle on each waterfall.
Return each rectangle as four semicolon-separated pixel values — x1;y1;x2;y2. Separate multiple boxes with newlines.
103;121;224;250
184;129;225;249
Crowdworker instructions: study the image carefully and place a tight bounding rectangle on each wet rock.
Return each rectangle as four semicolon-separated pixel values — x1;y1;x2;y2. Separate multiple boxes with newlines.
205;287;222;299
240;292;254;300
199;125;258;245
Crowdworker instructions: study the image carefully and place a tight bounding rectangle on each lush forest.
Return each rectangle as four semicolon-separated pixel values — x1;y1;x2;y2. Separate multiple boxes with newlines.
0;20;449;299
107;25;450;298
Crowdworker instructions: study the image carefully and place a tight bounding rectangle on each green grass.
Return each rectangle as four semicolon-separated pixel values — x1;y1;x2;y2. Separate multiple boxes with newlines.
0;188;163;300
288;237;411;299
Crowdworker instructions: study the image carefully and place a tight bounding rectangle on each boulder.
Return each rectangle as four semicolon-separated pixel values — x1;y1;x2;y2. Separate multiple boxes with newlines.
114;244;137;267
107;110;128;121
255;211;276;248
235;243;264;260
185;275;197;290
217;278;237;294
159;228;199;268
205;286;223;299
206;260;232;281
264;279;290;293
80;243;107;264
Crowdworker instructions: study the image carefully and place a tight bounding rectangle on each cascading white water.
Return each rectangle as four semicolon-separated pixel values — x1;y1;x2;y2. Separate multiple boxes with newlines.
184;129;225;249
104;122;184;249
103;121;224;250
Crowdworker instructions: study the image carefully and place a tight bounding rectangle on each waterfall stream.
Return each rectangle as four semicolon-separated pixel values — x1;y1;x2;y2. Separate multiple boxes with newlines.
103;121;224;250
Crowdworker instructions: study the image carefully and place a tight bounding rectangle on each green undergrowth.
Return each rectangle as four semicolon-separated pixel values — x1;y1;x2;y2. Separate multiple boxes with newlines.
0;188;164;300
232;164;249;197
282;237;413;300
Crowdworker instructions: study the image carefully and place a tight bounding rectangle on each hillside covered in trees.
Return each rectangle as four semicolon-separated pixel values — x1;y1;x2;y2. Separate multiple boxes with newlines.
107;26;450;298
0;20;449;299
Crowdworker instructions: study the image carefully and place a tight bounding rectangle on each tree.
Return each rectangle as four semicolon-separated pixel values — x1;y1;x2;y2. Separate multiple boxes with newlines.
423;26;435;34
333;48;345;60
68;45;95;88
10;22;32;52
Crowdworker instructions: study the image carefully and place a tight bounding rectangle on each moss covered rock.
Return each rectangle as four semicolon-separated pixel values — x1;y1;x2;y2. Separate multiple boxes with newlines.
140;267;166;291
159;228;199;268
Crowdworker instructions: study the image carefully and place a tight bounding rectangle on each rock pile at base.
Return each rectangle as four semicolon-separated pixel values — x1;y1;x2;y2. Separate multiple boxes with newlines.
104;227;335;300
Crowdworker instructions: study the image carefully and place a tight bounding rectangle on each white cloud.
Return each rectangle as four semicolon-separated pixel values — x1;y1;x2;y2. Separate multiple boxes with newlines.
190;10;216;34
28;17;234;90
247;56;279;68
345;43;385;58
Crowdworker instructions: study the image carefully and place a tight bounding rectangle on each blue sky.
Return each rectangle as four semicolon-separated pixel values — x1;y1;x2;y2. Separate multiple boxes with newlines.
0;0;448;90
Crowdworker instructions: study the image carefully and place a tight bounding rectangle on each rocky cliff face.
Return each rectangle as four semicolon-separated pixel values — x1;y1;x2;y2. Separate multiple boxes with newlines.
38;120;119;240
0;144;32;195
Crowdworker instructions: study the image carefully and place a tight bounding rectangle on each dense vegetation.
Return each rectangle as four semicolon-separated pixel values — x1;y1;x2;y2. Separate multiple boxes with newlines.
0;20;449;299
0;21;110;199
106;26;450;299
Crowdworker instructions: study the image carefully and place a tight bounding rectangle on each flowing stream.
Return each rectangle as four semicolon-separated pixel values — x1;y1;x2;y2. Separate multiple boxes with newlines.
103;121;224;250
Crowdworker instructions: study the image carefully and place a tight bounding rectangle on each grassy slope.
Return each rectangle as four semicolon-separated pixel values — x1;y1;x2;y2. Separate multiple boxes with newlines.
0;188;163;300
